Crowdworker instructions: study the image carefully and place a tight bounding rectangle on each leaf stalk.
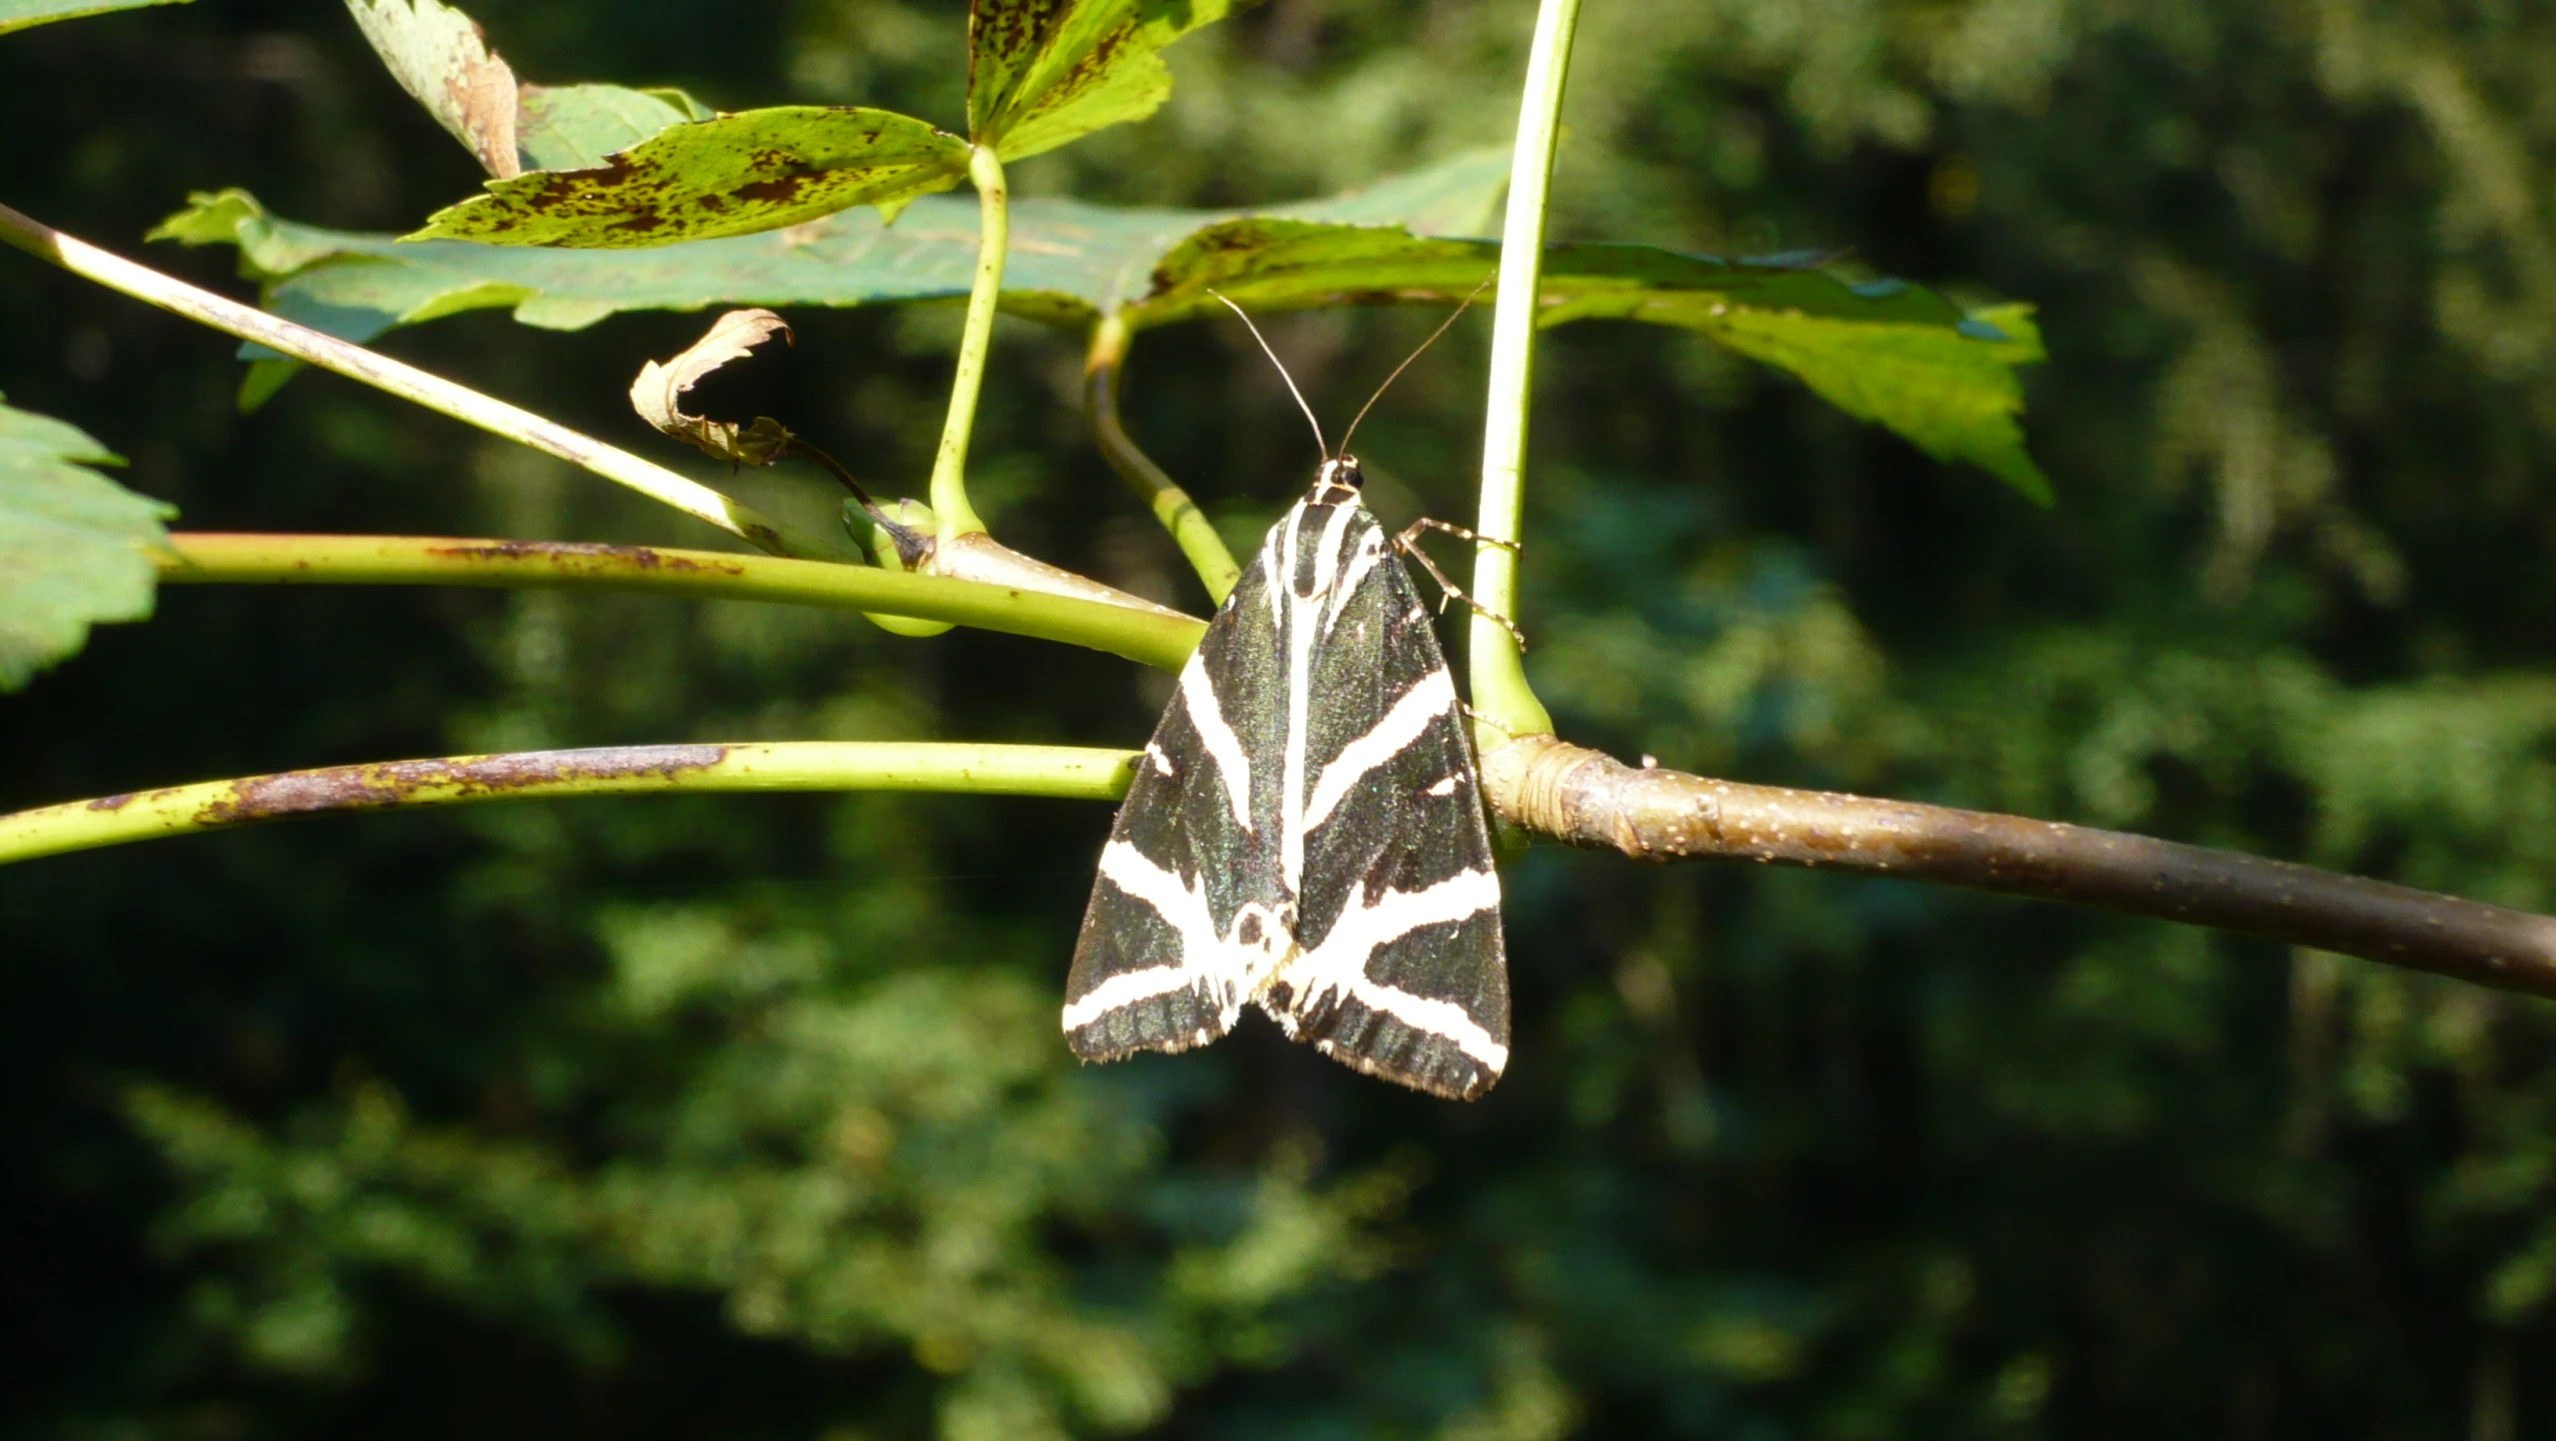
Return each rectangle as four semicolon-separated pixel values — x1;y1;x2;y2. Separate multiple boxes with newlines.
926;144;1009;542
1084;314;1243;601
1468;0;1581;746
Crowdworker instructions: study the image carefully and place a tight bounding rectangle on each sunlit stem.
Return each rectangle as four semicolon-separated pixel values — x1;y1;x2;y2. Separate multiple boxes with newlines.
151;532;1205;671
0;201;807;557
1469;0;1582;746
926;145;1008;543
1085;313;1243;601
0;742;1140;868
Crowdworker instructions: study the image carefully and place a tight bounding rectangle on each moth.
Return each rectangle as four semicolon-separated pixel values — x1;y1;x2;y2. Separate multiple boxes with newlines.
1063;296;1511;1101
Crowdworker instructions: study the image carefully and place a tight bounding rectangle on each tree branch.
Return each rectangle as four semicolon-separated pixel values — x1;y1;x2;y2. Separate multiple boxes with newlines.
0;742;1138;868
0;201;807;556
154;533;1205;671
1483;734;2556;1001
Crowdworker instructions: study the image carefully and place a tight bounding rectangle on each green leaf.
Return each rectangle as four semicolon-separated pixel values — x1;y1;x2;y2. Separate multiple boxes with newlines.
144;156;2042;493
1129;225;2048;497
1700;299;2050;503
345;0;869;245
0;0;187;36
967;0;1240;161
147;189;355;275
1271;147;1511;236
0;395;174;690
407;106;972;248
516;83;714;173
149;148;1509;353
345;0;716;177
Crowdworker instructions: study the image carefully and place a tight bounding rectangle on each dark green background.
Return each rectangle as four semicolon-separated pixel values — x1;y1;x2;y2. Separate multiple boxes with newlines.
7;1;2556;1436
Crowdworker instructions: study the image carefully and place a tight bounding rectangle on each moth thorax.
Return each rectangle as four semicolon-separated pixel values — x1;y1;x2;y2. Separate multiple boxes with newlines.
1313;455;1366;504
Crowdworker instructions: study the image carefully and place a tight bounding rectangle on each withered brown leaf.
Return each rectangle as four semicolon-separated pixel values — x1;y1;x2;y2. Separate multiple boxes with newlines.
628;309;797;466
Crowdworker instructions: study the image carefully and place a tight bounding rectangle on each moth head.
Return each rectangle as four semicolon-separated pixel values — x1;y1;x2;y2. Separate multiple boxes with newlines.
1318;455;1367;492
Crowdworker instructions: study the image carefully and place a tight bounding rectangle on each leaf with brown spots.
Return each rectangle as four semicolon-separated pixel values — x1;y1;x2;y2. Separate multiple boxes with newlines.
967;0;1244;162
154;151;1507;405
628;309;798;466
152;152;2041;491
409;106;970;248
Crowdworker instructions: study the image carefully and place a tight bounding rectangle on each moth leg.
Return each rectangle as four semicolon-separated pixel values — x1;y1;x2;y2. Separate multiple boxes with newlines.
1392;521;1528;652
1396;516;1520;553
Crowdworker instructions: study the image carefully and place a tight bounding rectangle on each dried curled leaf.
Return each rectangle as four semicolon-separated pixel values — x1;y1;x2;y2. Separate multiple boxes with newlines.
346;0;521;177
629;308;796;465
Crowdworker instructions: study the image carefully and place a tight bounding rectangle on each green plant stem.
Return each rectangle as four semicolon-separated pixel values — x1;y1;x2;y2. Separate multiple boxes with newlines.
926;145;1008;543
155;533;1205;671
0;201;806;556
1085;314;1243;601
0;742;1139;868
1469;0;1581;746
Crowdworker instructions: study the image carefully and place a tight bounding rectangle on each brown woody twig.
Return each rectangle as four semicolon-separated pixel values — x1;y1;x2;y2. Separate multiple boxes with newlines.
1483;734;2556;1001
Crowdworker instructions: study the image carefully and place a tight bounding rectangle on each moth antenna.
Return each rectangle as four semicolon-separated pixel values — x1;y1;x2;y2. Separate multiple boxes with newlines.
1334;270;1498;460
1210;289;1328;463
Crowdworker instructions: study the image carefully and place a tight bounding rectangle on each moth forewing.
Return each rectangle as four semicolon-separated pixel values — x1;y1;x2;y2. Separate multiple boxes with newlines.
1268;512;1507;1101
1062;532;1291;1061
1066;460;1511;1100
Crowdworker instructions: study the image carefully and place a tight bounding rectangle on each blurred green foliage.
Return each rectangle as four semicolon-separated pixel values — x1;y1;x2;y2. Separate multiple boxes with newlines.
6;0;2556;1436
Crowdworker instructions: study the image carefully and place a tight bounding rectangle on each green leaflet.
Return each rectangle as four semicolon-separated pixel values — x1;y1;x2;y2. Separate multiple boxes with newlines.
515;83;715;173
1700;301;2049;504
148;189;355;276
344;0;720;181
343;0;711;177
1138;225;1959;327
1136;225;2048;497
0;0;187;36
0;395;173;690
152;145;2042;494
966;0;1242;161
150;149;1512;389
367;0;1246;250
409;107;972;248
